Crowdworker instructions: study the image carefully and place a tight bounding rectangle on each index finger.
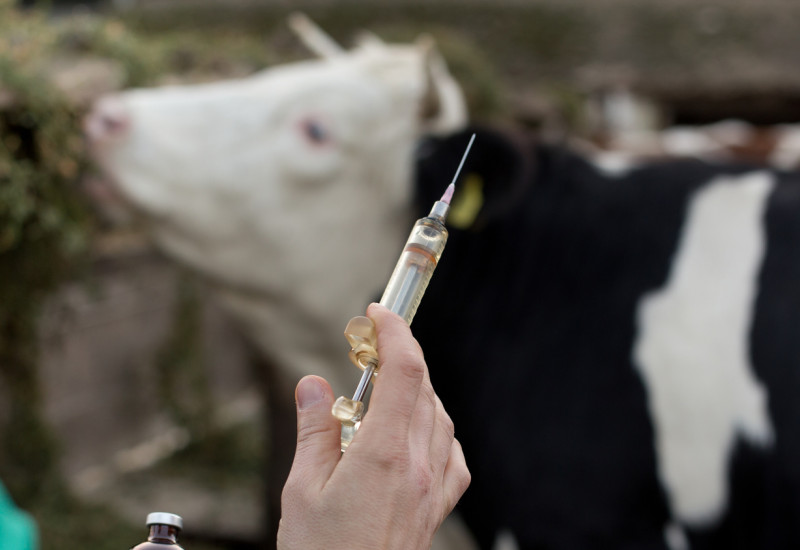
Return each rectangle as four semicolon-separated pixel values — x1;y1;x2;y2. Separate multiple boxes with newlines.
359;303;427;443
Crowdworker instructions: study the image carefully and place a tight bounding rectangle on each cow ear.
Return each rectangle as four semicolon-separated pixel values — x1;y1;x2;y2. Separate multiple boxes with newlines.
416;35;468;136
415;127;532;231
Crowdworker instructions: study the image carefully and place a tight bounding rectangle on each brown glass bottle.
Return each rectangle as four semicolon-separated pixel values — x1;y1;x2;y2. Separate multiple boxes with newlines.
131;513;184;550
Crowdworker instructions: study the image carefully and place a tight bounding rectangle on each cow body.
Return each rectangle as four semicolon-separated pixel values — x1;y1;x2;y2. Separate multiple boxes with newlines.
413;127;800;549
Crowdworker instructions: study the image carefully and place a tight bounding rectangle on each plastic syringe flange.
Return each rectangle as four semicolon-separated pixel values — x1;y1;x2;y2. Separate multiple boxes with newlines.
333;316;380;451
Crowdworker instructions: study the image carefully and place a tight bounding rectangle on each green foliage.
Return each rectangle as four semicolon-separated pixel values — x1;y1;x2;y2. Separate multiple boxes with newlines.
0;0;95;508
0;5;274;547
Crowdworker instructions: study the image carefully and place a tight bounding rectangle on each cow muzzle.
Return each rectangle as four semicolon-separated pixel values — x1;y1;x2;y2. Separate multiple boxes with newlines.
84;95;130;146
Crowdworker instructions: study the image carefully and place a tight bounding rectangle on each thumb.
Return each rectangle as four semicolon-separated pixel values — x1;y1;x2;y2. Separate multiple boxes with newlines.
289;375;341;490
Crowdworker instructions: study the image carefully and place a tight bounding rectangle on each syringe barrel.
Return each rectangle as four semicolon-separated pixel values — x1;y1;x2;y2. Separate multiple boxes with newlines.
380;216;448;324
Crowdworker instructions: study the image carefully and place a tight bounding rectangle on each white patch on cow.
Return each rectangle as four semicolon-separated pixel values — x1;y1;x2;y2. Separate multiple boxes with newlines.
661;126;728;160
769;123;800;171
589;151;640;178
664;521;690;550
633;171;775;526
492;529;519;550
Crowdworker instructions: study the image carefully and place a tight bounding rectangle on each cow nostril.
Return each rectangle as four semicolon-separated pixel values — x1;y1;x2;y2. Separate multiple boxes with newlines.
85;96;130;143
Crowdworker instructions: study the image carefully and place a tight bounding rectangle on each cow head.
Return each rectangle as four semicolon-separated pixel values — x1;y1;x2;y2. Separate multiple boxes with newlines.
84;15;467;390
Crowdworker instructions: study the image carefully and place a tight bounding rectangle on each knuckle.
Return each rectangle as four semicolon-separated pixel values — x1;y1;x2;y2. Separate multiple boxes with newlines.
458;465;472;492
420;381;437;409
380;349;425;392
401;350;426;381
363;444;411;474
453;440;472;491
439;410;455;439
395;344;425;370
414;461;434;495
411;338;425;358
380;332;425;370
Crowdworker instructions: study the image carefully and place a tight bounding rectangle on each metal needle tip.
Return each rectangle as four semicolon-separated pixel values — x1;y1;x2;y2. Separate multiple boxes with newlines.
450;133;476;187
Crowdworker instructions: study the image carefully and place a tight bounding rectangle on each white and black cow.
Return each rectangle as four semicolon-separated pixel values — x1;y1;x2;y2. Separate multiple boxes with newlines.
412;126;800;549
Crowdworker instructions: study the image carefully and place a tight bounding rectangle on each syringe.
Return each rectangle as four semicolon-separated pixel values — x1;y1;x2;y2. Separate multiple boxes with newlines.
332;133;476;451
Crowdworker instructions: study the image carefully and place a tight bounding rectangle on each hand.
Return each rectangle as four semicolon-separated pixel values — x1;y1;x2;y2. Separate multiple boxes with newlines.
277;303;471;550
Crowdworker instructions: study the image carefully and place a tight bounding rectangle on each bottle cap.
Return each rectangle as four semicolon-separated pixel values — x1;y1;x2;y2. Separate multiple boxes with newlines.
145;513;183;530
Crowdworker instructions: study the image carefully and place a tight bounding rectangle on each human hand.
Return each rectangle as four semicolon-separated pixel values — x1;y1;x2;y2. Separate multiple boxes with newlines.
276;303;470;550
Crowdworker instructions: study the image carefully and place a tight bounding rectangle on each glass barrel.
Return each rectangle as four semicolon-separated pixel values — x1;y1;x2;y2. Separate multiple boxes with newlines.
380;217;448;324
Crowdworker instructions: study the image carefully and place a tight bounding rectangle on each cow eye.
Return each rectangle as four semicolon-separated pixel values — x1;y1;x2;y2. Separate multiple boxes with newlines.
299;118;331;145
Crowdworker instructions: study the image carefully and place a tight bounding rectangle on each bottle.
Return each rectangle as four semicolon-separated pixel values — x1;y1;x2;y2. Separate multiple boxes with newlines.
131;513;184;550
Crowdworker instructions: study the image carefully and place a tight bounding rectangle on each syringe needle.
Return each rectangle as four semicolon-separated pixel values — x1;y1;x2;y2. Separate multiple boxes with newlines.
450;133;476;186
438;132;474;206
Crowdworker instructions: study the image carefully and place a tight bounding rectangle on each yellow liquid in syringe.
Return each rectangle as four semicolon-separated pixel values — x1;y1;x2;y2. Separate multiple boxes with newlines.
380;240;442;325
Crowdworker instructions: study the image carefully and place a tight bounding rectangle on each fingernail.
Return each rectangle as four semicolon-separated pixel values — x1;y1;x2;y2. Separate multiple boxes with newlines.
296;377;325;410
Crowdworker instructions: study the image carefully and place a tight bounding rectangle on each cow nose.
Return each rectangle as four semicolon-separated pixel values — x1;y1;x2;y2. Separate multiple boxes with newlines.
84;96;130;143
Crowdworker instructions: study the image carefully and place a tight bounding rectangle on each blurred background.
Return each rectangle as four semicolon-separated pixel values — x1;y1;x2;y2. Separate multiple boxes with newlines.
2;0;800;549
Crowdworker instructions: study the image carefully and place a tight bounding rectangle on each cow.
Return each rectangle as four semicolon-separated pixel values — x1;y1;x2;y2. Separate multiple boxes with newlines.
412;125;800;549
84;15;470;547
84;16;800;550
